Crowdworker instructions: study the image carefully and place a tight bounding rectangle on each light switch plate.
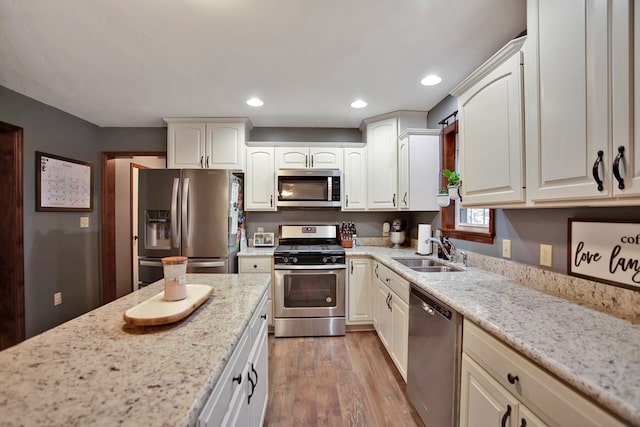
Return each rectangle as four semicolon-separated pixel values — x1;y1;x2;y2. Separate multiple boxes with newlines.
540;244;553;267
54;292;62;306
80;217;89;228
502;239;511;258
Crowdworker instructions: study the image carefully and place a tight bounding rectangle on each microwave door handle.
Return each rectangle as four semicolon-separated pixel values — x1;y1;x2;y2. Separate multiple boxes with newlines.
182;177;190;249
170;178;180;249
328;177;332;201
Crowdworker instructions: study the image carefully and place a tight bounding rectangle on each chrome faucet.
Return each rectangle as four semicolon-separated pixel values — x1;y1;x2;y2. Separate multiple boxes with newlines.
425;237;452;261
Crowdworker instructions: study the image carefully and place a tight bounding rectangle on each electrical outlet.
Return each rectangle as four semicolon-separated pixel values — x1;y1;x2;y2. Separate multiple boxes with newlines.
502;239;511;258
256;226;264;233
80;217;89;228
540;244;553;267
54;292;62;306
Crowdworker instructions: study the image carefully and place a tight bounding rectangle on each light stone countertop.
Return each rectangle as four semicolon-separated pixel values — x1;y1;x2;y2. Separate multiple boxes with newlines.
345;246;640;426
237;246;275;256
0;273;270;427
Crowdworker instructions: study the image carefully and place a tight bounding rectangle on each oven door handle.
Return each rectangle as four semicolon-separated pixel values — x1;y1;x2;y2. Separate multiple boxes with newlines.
274;264;347;270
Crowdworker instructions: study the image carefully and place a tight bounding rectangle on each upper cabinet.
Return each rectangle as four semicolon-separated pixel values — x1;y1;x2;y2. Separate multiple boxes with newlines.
165;118;252;170
245;147;276;211
397;129;440;211
451;37;526;207
363;112;427;210
343;147;368;211
275;147;342;170
524;0;639;205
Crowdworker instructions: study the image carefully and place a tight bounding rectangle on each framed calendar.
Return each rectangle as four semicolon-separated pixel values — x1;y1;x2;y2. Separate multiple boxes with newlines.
36;151;93;212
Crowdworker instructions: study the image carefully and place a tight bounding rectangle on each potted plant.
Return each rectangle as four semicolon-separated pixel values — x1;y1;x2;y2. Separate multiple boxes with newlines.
442;169;461;200
436;188;451;207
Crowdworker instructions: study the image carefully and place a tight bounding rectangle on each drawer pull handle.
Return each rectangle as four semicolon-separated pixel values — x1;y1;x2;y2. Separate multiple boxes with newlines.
232;374;242;385
613;146;626;190
501;404;512;427
507;373;519;384
520;419;527;427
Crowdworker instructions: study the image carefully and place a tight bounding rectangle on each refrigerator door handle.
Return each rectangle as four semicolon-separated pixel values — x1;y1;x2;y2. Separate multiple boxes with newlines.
170;178;180;249
139;260;164;267
182;177;190;249
187;260;226;268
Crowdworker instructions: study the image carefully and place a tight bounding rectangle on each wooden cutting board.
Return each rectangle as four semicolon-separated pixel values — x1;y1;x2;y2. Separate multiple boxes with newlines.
123;284;214;326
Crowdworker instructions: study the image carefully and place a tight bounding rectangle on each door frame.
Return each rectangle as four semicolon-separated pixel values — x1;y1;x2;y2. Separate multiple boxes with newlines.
101;152;165;305
0;122;25;349
130;162;150;292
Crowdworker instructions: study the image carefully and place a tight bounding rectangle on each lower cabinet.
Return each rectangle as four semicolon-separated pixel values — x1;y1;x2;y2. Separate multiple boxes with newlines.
460;320;624;427
239;256;274;327
198;292;269;427
346;257;372;324
372;262;409;381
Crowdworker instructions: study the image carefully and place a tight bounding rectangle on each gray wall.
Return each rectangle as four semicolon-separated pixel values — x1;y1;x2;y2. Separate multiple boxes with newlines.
99;127;167;152
0;85;101;338
426;95;640;274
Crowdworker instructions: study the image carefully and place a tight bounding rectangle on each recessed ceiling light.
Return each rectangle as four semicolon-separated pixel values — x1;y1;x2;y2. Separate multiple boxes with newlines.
420;74;442;86
350;99;368;109
246;97;264;107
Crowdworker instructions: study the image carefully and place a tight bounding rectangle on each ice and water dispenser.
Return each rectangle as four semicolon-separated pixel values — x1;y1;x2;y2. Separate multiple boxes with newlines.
145;210;171;250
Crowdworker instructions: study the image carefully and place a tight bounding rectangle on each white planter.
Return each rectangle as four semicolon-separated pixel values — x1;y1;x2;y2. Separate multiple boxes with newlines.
437;193;451;207
448;186;460;200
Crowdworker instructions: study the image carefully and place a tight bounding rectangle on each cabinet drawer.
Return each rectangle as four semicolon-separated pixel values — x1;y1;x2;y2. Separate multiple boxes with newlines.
198;332;250;427
249;293;268;347
239;257;272;273
374;262;409;304
463;320;624;427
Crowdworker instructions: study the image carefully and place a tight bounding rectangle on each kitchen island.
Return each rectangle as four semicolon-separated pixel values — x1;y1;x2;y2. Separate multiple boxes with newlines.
0;273;270;426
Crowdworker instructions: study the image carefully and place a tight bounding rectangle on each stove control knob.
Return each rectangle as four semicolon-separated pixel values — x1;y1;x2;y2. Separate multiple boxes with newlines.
322;256;328;263
331;256;337;263
283;256;289;264
292;257;298;264
326;296;333;303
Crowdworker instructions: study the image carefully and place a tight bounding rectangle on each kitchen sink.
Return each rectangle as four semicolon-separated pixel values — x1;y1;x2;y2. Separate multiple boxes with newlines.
392;257;462;272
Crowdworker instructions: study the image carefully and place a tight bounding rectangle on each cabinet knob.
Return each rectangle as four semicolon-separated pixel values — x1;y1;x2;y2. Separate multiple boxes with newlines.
232;374;242;385
253;264;258;269
507;373;519;384
260;314;267;320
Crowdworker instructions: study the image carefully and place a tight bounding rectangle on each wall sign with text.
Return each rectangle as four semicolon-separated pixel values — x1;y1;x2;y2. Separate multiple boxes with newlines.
568;219;640;291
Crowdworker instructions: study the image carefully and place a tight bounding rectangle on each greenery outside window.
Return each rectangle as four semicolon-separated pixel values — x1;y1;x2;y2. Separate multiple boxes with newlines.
440;120;495;244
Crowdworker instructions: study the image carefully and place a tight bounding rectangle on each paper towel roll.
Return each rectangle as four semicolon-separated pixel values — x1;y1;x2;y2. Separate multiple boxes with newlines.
416;224;432;255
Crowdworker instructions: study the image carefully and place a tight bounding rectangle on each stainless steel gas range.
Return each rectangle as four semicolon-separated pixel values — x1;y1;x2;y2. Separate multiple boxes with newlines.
273;225;346;337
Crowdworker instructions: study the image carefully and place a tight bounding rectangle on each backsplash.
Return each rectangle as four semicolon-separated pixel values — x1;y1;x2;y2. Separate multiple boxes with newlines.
468;252;640;323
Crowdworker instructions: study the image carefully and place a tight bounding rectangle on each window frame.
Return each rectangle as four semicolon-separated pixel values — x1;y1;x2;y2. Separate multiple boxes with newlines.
439;121;495;244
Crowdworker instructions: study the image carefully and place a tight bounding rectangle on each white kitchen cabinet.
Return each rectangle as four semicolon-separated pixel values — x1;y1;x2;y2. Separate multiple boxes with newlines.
524;0;638;205
165;119;250;170
342;147;367;211
239;256;274;327
397;129;441;211
245;147;276;211
275;147;342;170
347;257;372;324
366;117;399;209
460;320;625;427
372;261;409;381
198;293;269;427
451;37;526;207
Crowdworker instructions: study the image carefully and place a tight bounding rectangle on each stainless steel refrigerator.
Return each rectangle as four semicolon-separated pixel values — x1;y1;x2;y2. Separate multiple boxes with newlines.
137;169;243;287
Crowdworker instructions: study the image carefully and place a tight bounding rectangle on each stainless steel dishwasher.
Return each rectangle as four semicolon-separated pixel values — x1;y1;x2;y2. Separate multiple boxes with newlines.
407;283;462;427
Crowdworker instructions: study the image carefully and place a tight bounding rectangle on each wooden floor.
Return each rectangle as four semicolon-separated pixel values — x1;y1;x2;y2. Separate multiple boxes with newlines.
264;331;423;427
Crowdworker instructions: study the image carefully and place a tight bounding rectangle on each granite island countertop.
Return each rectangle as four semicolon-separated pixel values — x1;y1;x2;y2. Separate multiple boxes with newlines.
239;244;640;424
0;273;270;427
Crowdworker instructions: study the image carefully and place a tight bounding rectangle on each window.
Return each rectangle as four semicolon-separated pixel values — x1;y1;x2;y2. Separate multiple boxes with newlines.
439;120;495;244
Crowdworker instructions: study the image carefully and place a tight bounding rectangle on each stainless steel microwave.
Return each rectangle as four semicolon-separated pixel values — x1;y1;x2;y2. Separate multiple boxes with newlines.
276;169;341;208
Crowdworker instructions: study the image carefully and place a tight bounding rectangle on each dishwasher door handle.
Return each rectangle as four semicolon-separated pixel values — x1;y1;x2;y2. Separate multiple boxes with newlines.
422;302;435;316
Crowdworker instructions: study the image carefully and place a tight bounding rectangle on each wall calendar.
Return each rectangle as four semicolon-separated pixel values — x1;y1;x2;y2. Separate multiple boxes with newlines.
36;151;93;212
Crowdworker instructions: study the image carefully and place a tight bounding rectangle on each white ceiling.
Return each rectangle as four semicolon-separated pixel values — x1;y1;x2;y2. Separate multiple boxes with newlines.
0;0;526;128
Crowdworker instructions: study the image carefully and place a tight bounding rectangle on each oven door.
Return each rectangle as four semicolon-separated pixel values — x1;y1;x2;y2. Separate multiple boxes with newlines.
274;266;345;318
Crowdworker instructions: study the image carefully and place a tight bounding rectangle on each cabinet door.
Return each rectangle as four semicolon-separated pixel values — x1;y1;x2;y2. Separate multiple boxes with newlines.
249;327;269;427
460;354;519;427
624;1;640;197
397;136;410;209
372;265;391;350
519;405;549;427
390;293;408;381
167;123;206;169
458;49;525;206
245;147;276;211
367;117;398;209
347;258;372;323
275;147;309;169
342;148;367;211
310;148;342;169
525;0;611;202
205;123;245;170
